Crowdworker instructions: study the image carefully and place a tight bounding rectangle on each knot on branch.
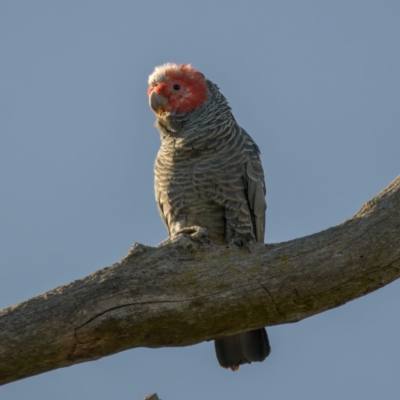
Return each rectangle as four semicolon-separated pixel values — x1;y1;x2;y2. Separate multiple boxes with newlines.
121;242;150;263
357;198;378;217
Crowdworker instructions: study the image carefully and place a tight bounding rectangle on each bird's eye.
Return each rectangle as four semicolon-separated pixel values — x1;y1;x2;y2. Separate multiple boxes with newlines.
173;84;181;90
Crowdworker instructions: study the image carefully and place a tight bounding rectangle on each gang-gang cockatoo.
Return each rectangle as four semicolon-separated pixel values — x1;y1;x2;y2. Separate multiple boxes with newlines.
147;63;270;371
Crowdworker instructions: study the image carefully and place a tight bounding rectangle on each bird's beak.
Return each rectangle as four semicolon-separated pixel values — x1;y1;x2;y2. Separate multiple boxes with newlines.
149;91;168;116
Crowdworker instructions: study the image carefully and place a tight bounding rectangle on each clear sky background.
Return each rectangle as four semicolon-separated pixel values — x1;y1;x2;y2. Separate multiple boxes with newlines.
1;1;399;399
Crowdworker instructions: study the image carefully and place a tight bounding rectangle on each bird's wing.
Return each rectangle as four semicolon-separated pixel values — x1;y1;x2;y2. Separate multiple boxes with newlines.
242;128;267;243
155;186;171;235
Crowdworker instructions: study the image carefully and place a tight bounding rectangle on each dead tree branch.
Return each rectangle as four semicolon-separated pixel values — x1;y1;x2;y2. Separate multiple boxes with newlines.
1;176;399;385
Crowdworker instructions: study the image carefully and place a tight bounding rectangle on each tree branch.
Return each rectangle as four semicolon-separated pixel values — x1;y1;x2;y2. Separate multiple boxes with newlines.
1;176;399;386
142;394;159;400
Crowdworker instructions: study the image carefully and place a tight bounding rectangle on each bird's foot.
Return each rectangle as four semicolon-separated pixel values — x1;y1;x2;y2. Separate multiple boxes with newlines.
229;237;251;253
175;226;209;243
229;237;247;248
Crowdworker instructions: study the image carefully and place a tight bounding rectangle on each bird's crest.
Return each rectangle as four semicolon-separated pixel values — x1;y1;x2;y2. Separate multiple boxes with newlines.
148;63;208;114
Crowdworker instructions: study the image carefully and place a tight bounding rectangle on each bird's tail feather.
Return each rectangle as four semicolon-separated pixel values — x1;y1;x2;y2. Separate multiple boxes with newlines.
214;328;270;371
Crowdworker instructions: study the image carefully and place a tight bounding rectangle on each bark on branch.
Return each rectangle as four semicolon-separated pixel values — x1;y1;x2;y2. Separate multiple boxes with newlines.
1;176;400;386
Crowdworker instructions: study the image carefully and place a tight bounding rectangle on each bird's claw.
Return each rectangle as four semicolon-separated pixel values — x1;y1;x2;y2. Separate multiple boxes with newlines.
229;237;251;253
229;237;247;248
175;226;209;243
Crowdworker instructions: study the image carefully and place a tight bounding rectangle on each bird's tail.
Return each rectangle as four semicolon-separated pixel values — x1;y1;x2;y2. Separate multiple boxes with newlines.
214;328;270;371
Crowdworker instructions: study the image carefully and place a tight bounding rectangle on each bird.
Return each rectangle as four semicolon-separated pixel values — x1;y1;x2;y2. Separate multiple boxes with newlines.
147;63;270;371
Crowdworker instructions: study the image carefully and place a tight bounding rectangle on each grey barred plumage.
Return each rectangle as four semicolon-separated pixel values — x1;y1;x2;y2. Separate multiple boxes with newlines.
148;63;270;370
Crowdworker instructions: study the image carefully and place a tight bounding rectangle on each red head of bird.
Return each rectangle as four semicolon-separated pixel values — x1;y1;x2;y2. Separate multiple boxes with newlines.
147;63;209;116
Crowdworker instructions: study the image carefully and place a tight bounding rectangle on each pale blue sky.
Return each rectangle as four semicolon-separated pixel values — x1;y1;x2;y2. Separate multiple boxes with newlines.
1;1;399;399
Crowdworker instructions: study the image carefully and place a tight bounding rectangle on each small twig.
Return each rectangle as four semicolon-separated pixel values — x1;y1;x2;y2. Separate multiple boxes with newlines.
142;394;159;400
